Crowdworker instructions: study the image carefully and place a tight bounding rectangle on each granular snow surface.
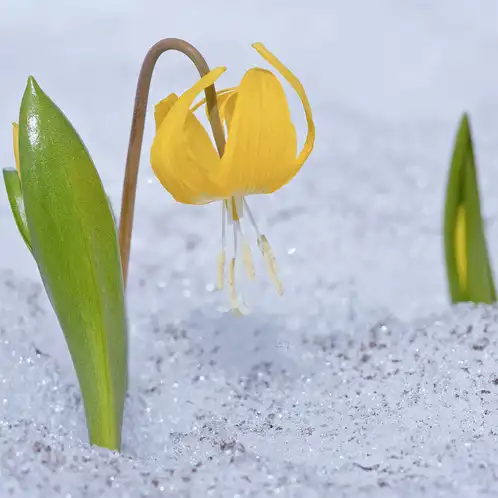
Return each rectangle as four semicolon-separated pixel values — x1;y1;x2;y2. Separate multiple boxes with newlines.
2;1;498;497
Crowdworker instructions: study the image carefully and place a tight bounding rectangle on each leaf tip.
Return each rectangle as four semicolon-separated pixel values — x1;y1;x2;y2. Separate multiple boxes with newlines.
22;76;46;112
26;75;40;92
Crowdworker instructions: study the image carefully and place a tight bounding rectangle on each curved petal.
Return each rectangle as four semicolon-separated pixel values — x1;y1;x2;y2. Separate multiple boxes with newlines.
221;92;237;133
12;122;20;175
191;87;238;135
218;68;297;195
191;87;236;113
253;42;315;166
150;67;226;204
154;93;178;131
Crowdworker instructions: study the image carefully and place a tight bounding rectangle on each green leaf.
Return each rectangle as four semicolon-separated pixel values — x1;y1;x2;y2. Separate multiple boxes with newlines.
18;76;128;450
2;168;32;252
443;113;496;304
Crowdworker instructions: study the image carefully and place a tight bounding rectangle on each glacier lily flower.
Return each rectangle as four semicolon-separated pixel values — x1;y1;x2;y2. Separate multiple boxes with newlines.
150;43;315;312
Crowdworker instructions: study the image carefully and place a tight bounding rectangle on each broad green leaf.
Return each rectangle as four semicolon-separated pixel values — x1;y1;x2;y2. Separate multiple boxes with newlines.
2;168;32;252
444;113;496;304
19;77;128;450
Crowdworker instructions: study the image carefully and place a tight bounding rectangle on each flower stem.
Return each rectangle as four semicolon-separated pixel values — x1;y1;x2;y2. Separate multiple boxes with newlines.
118;38;226;286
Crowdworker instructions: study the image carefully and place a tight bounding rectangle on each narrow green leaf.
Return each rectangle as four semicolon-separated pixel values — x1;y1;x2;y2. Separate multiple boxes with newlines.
443;113;496;304
2;168;32;252
19;76;128;450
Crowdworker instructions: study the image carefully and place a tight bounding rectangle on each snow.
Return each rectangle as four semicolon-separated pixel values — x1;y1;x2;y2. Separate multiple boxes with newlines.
2;0;498;496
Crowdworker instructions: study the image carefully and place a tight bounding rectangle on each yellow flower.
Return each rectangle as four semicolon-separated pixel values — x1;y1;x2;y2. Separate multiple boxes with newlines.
150;43;315;312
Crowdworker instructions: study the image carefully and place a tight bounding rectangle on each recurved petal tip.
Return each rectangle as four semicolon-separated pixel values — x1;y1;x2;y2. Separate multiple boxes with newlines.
154;93;179;132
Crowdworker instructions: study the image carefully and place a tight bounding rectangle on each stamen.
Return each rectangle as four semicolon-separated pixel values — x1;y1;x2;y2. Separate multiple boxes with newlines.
243;199;284;295
217;202;227;289
231;196;243;222
234;216;256;281
228;200;246;315
228;257;242;315
243;198;262;238
258;235;284;296
217;251;226;290
219;196;284;311
242;238;256;280
232;200;238;254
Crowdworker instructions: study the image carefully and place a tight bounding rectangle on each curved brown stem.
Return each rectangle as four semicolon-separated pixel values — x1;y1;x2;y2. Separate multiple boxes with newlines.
118;38;226;286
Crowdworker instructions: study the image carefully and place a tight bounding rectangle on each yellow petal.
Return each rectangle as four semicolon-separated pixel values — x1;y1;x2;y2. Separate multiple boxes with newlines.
154;93;178;132
221;92;237;133
12;122;20;176
191;87;238;135
219;68;297;195
150;67;226;204
191;87;236;113
253;42;315;166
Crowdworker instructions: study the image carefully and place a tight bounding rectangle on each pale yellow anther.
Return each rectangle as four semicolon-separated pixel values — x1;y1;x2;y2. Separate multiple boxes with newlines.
242;238;256;280
258;235;283;296
217;250;226;289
